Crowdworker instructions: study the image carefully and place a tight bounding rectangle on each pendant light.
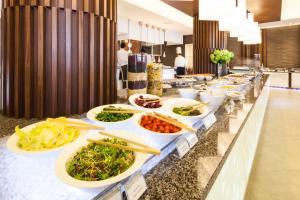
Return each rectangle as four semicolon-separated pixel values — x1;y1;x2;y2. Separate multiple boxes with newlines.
219;0;246;31
199;0;235;21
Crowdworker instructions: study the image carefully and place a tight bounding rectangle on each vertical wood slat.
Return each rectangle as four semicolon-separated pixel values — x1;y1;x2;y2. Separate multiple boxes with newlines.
101;0;107;18
5;7;12;116
109;21;116;102
193;18;226;74
78;11;84;113
83;0;89;12
31;0;37;6
99;16;104;105
95;0;99;15
44;0;50;6
89;13;95;108
37;6;44;118
1;10;4;114
58;0;64;8
14;6;20;117
51;6;58;116
104;19;110;104
65;9;71;114
71;0;76;10
24;6;31;118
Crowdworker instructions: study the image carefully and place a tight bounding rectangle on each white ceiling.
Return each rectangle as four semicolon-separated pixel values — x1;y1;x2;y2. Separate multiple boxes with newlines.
281;0;300;20
117;0;193;35
259;18;300;29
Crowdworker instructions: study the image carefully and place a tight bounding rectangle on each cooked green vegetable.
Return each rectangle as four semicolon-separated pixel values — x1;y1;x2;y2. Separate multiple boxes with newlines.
66;138;135;181
173;106;201;116
95;106;133;122
16;122;80;151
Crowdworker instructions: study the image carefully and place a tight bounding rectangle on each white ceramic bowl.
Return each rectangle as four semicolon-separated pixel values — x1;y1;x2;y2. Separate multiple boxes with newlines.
194;75;205;81
226;91;245;100
55;130;148;189
6;119;87;155
205;75;213;81
199;91;226;108
164;98;210;124
128;93;163;111
86;104;136;128
133;113;186;136
178;88;198;99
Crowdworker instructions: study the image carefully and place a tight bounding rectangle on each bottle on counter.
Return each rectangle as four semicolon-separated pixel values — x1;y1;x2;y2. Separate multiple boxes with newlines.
147;63;163;96
127;54;147;97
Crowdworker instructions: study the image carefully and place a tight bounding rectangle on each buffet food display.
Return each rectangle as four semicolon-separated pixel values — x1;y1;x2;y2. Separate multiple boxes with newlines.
4;71;258;199
129;93;163;110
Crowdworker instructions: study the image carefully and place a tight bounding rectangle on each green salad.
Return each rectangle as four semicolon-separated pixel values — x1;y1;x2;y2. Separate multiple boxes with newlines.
95;106;133;122
16;122;80;151
66;138;135;181
173;106;201;116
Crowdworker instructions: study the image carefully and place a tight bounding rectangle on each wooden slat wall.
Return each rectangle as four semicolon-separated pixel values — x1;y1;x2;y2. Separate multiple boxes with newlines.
193;18;227;74
227;35;261;66
1;0;117;118
264;26;300;68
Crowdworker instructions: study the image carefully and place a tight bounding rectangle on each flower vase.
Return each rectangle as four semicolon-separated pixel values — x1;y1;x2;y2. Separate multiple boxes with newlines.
217;63;223;78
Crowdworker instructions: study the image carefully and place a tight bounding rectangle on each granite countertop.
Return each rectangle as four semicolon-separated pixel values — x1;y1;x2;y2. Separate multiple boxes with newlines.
140;75;266;200
0;75;267;200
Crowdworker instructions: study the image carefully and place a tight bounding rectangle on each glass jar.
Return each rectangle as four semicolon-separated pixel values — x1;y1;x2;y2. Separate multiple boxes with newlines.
147;63;163;96
127;54;147;97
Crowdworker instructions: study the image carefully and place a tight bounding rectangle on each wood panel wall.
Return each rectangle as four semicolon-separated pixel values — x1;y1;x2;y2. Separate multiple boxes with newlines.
1;0;117;118
193;19;227;74
264;25;300;68
227;36;261;66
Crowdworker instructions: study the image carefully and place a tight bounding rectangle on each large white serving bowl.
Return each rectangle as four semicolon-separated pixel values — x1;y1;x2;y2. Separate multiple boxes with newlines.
132;112;189;145
199;91;226;108
205;75;213;81
6;119;88;155
178;88;198;99
226;91;245;101
86;104;136;128
128;93;163;111
55;130;148;189
164;98;210;124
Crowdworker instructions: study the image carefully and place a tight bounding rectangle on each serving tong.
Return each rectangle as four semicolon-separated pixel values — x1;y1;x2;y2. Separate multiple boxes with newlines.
147;112;197;133
46;117;160;155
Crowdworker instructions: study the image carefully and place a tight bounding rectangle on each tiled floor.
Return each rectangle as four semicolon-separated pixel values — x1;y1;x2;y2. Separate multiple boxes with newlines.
245;88;300;200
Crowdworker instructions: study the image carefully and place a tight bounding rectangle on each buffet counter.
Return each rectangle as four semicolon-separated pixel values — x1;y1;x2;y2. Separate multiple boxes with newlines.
263;70;300;88
0;74;269;200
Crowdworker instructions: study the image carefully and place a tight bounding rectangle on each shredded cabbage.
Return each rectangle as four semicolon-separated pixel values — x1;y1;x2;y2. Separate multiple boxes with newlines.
16;122;80;151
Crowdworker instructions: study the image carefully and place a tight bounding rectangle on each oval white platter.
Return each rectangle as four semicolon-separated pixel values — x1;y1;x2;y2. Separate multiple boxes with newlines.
128;93;164;111
132;112;187;137
164;98;211;121
55;130;148;189
86;104;136;126
6;118;88;155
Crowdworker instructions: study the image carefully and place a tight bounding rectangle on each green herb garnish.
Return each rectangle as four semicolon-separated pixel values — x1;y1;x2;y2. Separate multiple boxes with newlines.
95;106;133;122
173;106;201;116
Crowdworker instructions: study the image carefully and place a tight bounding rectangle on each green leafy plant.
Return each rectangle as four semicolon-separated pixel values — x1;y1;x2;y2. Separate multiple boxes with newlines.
210;49;234;65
